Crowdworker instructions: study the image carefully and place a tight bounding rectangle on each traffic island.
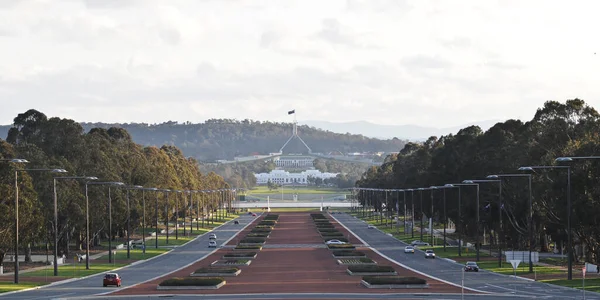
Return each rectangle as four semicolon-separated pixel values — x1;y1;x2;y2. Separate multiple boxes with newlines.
190;267;241;277
347;265;398;276
157;277;226;290
211;259;252;266
337;257;377;265
361;276;429;289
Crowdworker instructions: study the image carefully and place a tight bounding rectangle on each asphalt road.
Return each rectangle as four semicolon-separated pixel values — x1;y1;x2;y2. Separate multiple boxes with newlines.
331;213;600;300
0;214;257;300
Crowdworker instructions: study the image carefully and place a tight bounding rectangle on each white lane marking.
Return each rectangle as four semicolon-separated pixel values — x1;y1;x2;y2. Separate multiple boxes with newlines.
331;213;490;294
96;216;258;296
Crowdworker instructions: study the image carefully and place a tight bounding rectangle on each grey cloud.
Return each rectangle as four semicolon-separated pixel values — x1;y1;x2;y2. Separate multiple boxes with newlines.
259;31;280;48
439;37;472;49
196;62;217;77
346;0;412;13
400;55;453;70
158;28;181;45
82;0;136;9
314;18;379;49
485;60;525;70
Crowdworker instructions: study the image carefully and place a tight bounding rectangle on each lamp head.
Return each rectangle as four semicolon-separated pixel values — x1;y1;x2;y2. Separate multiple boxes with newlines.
555;157;573;162
51;169;68;173
518;166;534;171
444;184;454;187
486;175;499;179
462;180;474;184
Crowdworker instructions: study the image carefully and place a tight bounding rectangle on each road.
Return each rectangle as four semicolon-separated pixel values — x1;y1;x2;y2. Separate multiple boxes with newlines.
0;214;257;300
332;213;600;300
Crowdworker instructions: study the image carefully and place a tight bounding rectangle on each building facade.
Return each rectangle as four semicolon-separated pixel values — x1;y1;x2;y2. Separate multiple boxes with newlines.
273;155;314;168
255;169;338;185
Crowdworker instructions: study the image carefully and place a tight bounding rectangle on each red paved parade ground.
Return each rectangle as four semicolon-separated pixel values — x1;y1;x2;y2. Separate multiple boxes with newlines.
112;212;469;296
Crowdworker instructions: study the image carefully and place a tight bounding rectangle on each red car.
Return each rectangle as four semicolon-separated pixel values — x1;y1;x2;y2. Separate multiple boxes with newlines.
103;273;122;287
251;213;257;216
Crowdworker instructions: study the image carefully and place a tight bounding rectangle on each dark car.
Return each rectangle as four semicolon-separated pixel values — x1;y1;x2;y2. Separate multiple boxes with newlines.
464;261;479;272
103;273;121;287
234;220;239;224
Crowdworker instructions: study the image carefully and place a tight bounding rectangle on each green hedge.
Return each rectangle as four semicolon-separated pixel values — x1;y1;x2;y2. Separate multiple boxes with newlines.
316;224;334;228
332;250;365;257
318;228;338;233
362;276;426;285
159;277;224;286
251;228;271;233
254;225;273;229
194;267;239;274
349;265;395;273
247;233;269;238
240;238;266;244
234;245;262;250
311;213;327;220
223;252;257;258
328;244;355;249
264;214;279;220
313;219;331;223
320;232;343;237
258;221;276;226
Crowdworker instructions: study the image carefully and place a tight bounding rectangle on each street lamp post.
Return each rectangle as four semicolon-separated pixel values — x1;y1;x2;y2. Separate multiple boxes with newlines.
418;188;426;241
54;175;97;274
140;188;157;254
0;158;29;283
125;185;143;259
460;181;481;261
407;189;414;238
87;182;125;264
443;184;462;256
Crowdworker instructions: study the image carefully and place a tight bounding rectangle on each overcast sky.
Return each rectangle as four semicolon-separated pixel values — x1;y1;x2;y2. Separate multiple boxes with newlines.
0;0;598;128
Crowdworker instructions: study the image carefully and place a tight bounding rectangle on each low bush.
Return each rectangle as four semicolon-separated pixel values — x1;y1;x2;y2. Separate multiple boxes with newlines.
194;267;239;274
318;228;338;233
332;250;365;257
247;233;269;238
362;276;426;285
320;232;344;237
348;265;394;273
328;244;355;249
258;221;276;226
159;277;224;286
240;238;266;244
264;214;279;220
251;228;271;233
316;223;334;228
313;219;331;223
311;213;327;220
223;252;257;258
234;245;262;250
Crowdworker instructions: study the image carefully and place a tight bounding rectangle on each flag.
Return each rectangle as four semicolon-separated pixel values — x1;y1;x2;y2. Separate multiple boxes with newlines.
501;204;505;210
288;109;295;115
484;203;490;210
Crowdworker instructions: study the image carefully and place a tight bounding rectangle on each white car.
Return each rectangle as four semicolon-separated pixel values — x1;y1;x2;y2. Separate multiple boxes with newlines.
404;246;415;253
424;249;436;259
208;240;217;248
367;225;376;229
411;240;430;247
209;233;217;240
325;239;347;245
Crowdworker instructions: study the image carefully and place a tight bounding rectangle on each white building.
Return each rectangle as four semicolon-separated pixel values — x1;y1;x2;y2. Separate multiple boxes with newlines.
255;169;338;185
273;155;314;168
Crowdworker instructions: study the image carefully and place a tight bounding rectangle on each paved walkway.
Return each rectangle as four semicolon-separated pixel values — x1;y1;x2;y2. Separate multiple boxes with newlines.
112;212;467;296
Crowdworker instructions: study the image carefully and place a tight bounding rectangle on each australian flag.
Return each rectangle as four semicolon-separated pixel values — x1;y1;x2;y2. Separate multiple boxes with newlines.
288;109;295;115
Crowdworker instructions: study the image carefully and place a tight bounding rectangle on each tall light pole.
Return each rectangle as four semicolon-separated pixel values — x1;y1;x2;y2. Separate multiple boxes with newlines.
174;190;182;240
555;156;600;280
87;182;124;264
464;179;502;267
443;184;462;256
430;186;449;252
0;158;29;284
125;185;143;259
417;188;426;241
460;181;481;261
406;189;414;238
140;188;158;254
53;175;97;275
521;164;572;279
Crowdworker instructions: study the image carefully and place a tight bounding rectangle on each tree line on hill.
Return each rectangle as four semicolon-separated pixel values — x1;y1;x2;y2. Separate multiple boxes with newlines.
357;99;600;264
0;109;229;266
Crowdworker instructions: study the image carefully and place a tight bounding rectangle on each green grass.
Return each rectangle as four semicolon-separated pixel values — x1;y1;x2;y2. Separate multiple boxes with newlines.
96;248;169;261
0;282;47;293
21;263;127;278
474;260;564;276
541;278;600;293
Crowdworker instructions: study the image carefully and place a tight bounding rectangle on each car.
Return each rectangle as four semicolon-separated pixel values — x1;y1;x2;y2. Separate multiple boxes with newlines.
247;212;253;215
404;246;415;253
464;261;479;272
411;240;430;247
103;273;121;287
424;249;436;259
208;233;217;240
251;213;257;217
234;220;239;224
367;225;376;229
208;240;217;248
325;239;347;245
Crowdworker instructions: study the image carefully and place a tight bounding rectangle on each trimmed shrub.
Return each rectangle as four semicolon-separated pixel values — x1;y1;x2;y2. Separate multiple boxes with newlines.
332;250;365;257
251;228;271;233
362;276;426;285
264;214;279;220
311;213;327;220
316;223;334;228
240;238;266;244
247;233;269;238
194;267;239;274
320;232;344;237
349;265;394;273
328;244;355;249
254;225;273;229
234;245;262;250
318;228;338;232
258;221;276;226
159;277;224;286
313;219;331;223
223;252;257;258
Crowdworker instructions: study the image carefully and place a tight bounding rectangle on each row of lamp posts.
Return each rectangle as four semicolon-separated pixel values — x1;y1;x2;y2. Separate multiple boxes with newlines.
0;157;237;284
353;155;596;281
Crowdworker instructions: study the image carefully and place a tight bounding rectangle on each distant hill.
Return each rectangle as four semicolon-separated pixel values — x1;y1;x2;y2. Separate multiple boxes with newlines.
0;119;408;162
300;120;502;140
